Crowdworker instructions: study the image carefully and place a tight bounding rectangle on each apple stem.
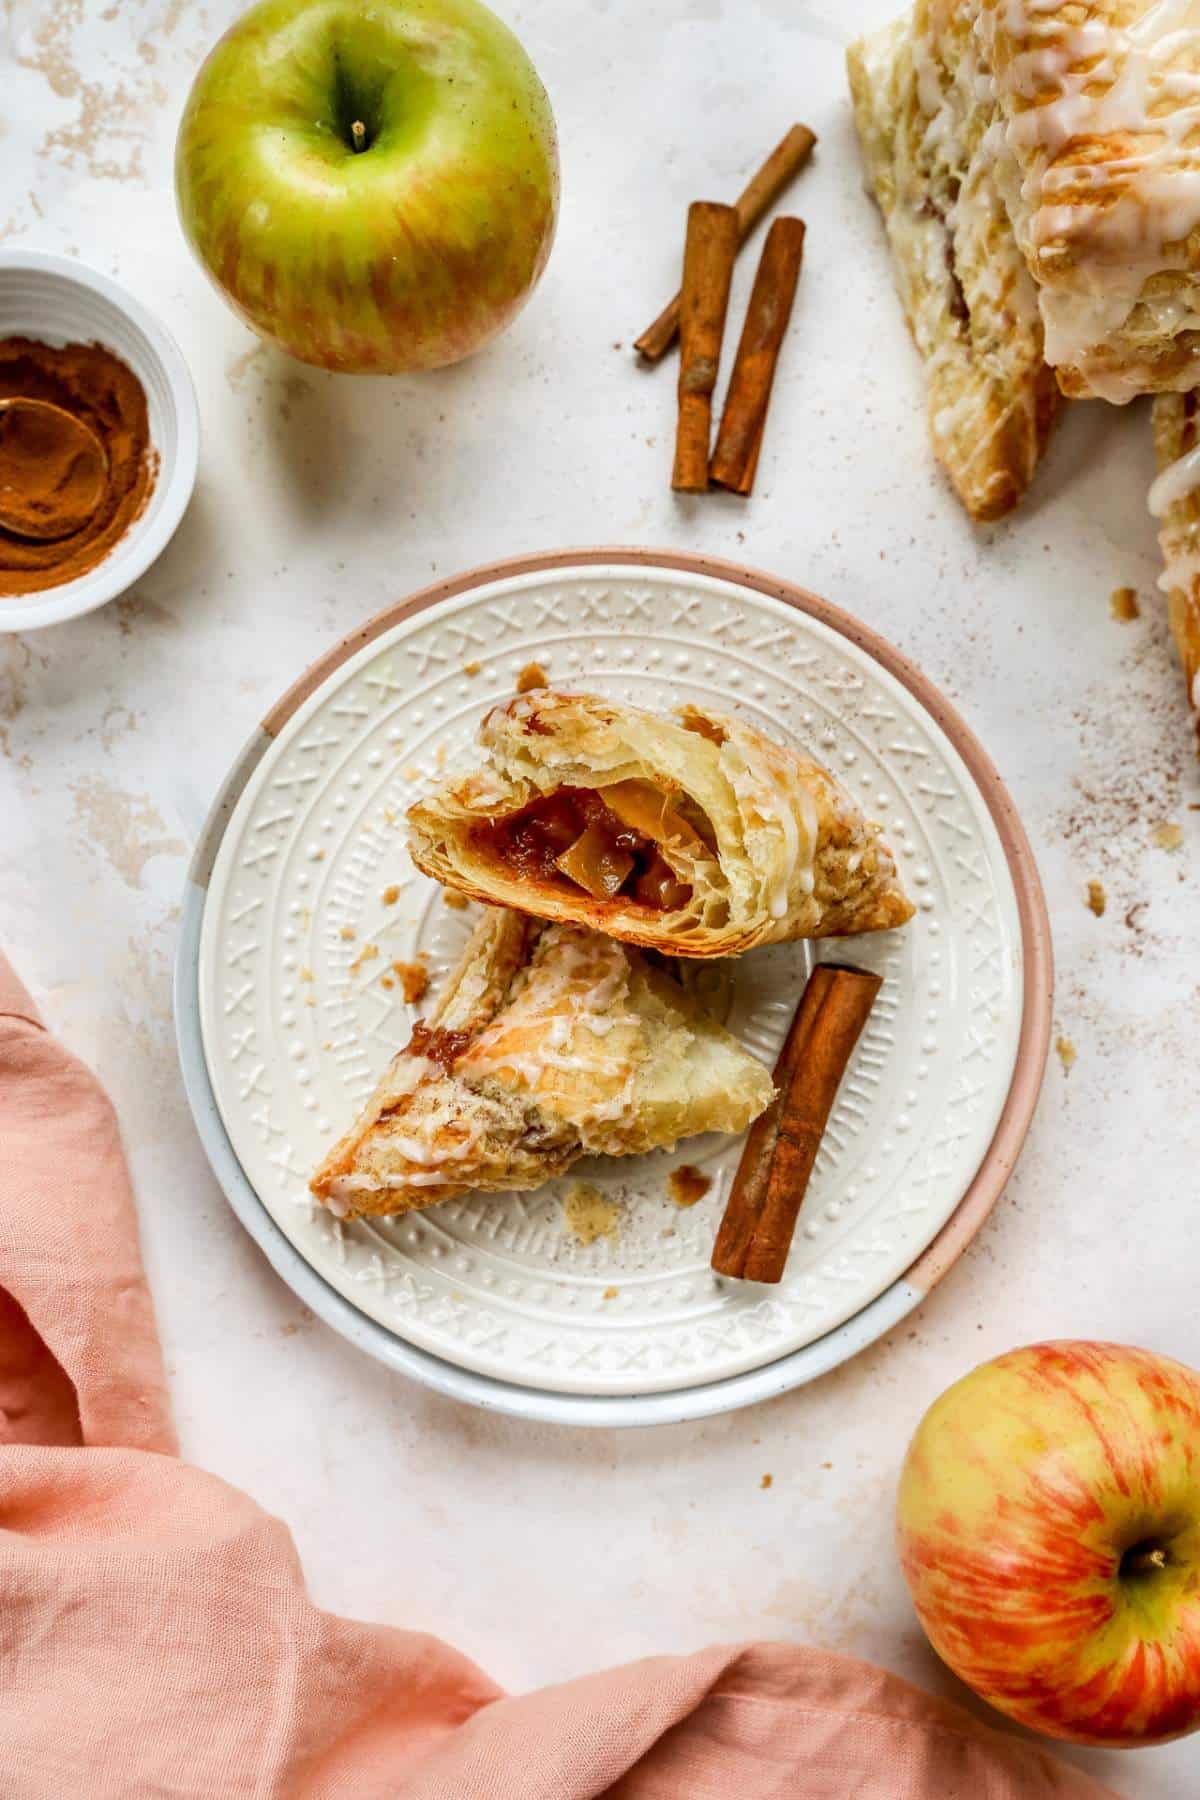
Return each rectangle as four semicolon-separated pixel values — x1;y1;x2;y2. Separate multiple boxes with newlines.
1124;1546;1168;1577
351;119;367;153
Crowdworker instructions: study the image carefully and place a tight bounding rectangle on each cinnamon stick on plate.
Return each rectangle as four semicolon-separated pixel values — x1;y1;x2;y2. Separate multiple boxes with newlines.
709;216;806;496
672;201;738;493
712;964;882;1284
636;124;817;362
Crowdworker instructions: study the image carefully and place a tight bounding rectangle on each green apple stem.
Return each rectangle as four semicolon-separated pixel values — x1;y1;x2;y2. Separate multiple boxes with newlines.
351;119;367;153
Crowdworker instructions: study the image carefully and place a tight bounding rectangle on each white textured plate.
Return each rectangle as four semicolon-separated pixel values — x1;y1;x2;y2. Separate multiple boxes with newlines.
196;562;1025;1398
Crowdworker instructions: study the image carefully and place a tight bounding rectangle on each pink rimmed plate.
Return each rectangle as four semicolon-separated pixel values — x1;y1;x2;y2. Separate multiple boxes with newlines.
176;550;1051;1424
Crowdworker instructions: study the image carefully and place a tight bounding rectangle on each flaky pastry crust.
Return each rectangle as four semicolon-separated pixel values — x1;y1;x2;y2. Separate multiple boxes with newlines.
405;692;913;959
310;908;774;1219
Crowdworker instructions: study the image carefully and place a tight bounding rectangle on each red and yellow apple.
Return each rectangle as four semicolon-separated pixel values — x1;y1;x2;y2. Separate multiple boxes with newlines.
175;0;558;373
897;1340;1200;1746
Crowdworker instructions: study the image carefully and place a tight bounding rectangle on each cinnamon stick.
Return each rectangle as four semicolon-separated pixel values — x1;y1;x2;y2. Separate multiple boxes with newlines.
672;201;738;494
712;964;882;1283
635;124;817;362
709;216;806;496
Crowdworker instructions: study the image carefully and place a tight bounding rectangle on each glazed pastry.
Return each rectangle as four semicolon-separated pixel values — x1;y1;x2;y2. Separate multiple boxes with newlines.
406;692;914;958
848;15;1062;522
310;908;774;1218
854;4;1200;412
1150;391;1200;745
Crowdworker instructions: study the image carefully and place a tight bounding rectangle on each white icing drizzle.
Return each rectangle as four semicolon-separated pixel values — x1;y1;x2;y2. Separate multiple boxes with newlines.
1148;436;1200;512
726;738;817;918
327;1168;455;1200
377;1133;477;1167
869;11;1048;505
1148;400;1200;602
465;927;641;1125
976;0;1200;392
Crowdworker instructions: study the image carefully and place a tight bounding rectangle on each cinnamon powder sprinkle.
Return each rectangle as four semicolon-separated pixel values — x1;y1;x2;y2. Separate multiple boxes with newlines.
516;661;549;693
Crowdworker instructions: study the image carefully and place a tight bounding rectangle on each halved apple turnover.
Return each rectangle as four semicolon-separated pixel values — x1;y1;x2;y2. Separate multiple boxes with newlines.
310;907;774;1219
405;692;914;957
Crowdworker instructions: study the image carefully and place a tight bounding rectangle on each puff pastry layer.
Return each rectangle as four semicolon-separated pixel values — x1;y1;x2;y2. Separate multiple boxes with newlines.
848;15;1062;521
310;908;774;1218
406;692;914;958
855;4;1200;410
1150;390;1200;745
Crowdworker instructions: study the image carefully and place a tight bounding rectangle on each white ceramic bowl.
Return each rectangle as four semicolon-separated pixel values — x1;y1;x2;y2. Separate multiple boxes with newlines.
0;250;199;632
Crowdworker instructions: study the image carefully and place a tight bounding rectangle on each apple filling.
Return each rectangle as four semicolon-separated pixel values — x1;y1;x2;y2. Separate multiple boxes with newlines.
473;782;711;911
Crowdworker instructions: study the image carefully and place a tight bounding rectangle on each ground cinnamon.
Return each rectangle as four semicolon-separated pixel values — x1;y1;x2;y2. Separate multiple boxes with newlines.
0;337;157;597
712;964;881;1283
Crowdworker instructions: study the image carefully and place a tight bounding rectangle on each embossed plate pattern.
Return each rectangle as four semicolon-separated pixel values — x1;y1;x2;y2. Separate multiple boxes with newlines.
196;564;1025;1397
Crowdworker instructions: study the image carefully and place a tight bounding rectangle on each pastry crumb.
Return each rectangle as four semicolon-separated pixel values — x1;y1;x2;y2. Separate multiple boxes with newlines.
1056;1034;1077;1073
667;1164;711;1208
760;1473;773;1490
303;993;315;1008
562;1182;621;1247
462;660;481;677
1085;880;1107;918
381;975;395;991
299;966;314;982
1152;821;1183;851
392;959;429;1005
403;765;422;781
602;1285;619;1301
1110;586;1140;621
443;890;469;912
383;806;397;826
349;943;379;975
381;884;401;906
339;925;356;941
436;744;446;767
516;660;549;694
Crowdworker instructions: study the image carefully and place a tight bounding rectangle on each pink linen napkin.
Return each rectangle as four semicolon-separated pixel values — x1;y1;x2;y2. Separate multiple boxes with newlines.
0;951;1122;1798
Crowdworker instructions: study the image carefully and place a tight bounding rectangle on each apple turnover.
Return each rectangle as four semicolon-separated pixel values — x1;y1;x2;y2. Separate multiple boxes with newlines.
1151;390;1200;745
405;692;914;958
848;14;1061;521
310;907;774;1218
853;4;1200;417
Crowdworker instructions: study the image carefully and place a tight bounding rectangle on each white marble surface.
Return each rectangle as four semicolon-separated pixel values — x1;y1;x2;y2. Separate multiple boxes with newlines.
1;0;1196;1791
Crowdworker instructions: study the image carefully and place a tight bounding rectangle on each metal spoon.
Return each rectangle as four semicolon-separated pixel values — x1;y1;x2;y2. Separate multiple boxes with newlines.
0;396;109;541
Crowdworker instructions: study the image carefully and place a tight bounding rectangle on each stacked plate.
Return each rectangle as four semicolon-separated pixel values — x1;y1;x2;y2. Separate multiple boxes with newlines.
176;552;1050;1425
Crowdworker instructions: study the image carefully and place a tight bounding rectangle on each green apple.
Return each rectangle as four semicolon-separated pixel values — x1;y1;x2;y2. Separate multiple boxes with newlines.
176;0;558;372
